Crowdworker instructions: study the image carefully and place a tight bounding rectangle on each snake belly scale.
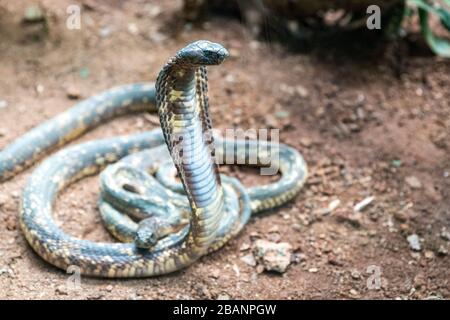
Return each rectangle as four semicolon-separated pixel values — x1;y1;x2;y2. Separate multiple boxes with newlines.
0;40;308;277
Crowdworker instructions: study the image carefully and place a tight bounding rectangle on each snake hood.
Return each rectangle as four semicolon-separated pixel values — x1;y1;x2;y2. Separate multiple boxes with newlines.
174;40;229;66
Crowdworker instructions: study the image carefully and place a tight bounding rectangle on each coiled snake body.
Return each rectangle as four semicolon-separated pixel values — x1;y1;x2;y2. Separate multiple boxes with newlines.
0;41;307;277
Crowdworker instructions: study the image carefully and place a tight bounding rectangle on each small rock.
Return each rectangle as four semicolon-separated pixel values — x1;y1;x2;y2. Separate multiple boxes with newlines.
295;85;309;98
437;245;447;256
253;240;292;273
290;252;305;264
264;114;279;128
0;267;12;276
35;84;44;94
350;270;361;279
99;26;113;38
299;137;312;148
440;228;450;241
66;86;81;100
225;74;235;83
308;267;318;273
275;110;290;119
239;242;251;251
327;254;343;266
55;285;68;295
105;285;113;292
217;293;230;300
127;23;139;35
407;234;421;251
349;289;359;297
240;254;257;267
23;5;45;23
424;250;434;260
391;159;402;167
11;191;20;199
405;176;422;189
393;211;408;222
353;196;375;212
0;100;7;109
267;232;281;243
210;269;220;279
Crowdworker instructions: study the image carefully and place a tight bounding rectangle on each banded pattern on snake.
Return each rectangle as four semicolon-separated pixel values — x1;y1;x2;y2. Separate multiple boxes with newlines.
0;40;307;277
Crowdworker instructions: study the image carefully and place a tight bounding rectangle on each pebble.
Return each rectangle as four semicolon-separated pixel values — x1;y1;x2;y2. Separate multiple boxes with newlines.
424;250;434;260
35;84;45;94
308;267;318;273
253;240;292;273
405;176;422;189
267;232;281;243
217;293;230;300
407;234;422;251
349;289;359;297
105;285;113;292
127;23;139;35
55;285;68;295
299;137;312;148
0;100;7;109
99;26;113;38
295;85;309;98
232;264;240;277
350;270;361;279
146;5;162;18
275;110;290;119
240;254;257;267
23;5;45;23
393;211;408;222
210;269;220;279
353;196;375;212
66;86;81;100
440;228;450;241
239;242;250;251
437;245;447;256
0;267;12;276
391;159;402;167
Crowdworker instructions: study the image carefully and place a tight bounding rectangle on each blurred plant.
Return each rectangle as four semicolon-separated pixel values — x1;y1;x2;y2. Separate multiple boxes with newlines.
183;0;450;57
407;0;450;57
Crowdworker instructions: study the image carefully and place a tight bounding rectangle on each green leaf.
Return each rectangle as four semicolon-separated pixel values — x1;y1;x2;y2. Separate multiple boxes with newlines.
407;0;450;57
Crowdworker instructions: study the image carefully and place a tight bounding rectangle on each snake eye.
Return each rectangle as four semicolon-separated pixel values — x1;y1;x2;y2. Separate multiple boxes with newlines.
122;183;141;195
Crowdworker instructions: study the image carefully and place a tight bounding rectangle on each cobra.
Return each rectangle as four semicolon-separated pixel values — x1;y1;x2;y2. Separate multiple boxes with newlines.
0;40;307;277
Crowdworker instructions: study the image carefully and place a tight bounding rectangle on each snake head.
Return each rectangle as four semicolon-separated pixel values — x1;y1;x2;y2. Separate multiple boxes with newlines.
176;40;229;66
134;218;160;249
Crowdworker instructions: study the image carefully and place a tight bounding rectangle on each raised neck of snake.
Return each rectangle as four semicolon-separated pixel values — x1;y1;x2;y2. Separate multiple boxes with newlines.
155;40;229;248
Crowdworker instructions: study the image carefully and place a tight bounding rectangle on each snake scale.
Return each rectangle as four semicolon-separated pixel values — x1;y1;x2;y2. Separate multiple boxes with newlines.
0;40;307;277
